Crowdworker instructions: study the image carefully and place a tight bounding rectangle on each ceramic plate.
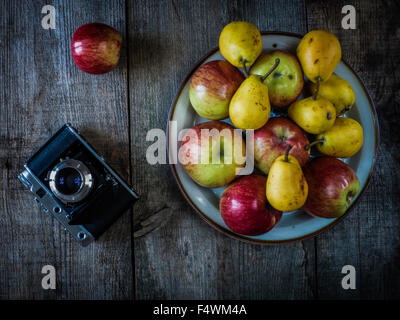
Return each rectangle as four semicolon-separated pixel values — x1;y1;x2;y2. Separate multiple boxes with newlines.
167;32;379;244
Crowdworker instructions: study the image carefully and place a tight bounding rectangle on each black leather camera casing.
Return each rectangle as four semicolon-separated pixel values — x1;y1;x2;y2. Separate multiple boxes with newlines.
18;123;139;246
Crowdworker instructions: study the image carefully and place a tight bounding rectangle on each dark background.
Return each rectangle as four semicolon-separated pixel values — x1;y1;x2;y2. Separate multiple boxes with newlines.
1;0;399;299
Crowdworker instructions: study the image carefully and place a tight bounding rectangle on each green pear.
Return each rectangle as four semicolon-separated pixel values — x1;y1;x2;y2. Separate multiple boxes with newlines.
309;74;355;115
288;96;336;134
306;117;364;158
229;59;280;130
219;21;262;69
266;146;308;212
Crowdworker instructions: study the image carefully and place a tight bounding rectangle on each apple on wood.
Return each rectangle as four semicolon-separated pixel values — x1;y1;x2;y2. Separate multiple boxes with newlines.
71;23;122;74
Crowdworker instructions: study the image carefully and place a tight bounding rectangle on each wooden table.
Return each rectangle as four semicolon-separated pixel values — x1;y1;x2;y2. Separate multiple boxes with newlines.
1;0;399;300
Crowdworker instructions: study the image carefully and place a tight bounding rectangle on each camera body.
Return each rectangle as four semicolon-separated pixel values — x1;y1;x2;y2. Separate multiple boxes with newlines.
18;124;139;246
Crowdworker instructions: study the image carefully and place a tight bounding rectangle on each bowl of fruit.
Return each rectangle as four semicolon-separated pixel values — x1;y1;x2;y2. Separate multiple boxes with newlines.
167;22;379;244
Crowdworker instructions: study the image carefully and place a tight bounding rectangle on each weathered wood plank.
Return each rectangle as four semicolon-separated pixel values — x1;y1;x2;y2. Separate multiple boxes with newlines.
129;0;316;299
3;0;396;300
0;0;132;299
305;0;400;299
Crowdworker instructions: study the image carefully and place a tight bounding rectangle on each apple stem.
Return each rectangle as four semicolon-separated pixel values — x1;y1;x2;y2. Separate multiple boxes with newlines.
241;58;249;77
284;144;292;162
312;79;321;100
261;58;280;83
305;139;324;150
346;191;354;203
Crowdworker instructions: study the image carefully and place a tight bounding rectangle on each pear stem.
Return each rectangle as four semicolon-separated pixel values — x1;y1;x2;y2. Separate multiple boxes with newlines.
284;144;293;162
305;139;324;150
241;58;249;78
261;58;280;83
312;79;321;100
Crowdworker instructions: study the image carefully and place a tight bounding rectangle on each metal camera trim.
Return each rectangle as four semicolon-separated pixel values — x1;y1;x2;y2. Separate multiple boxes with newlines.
48;159;93;203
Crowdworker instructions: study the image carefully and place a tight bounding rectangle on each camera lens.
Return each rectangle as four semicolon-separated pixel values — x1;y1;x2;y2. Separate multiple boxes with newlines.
54;167;83;195
48;159;93;203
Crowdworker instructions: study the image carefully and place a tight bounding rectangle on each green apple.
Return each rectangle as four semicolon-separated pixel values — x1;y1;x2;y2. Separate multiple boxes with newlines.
250;50;304;108
180;121;246;188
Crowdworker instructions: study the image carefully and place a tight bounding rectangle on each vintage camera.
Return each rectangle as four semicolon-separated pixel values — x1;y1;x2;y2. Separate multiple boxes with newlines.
18;124;139;246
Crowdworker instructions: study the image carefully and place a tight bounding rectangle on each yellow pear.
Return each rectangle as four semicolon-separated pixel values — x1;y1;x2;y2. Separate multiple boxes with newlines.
229;59;280;130
288;96;336;134
297;30;341;84
309;74;355;115
219;21;262;69
266;146;308;212
307;117;364;158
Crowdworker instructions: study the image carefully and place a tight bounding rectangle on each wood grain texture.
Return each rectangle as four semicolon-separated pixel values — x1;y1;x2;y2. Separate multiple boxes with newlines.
129;0;316;300
0;0;133;299
306;0;400;299
1;0;399;300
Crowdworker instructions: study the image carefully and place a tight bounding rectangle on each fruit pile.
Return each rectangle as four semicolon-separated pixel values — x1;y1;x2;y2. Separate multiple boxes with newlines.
183;21;363;236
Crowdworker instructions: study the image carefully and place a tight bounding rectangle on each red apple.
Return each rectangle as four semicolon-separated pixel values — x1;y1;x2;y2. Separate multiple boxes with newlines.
180;121;246;188
303;157;360;218
254;117;310;174
71;23;122;74
189;60;244;120
220;175;282;236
